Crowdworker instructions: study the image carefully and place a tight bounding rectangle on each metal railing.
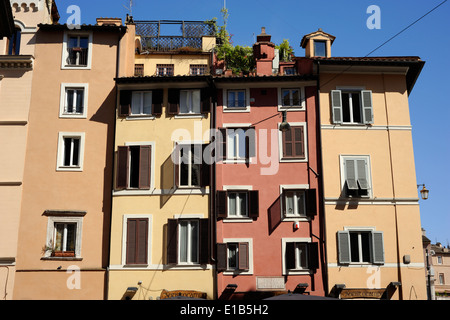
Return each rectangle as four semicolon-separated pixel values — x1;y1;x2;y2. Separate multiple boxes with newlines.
66;47;88;66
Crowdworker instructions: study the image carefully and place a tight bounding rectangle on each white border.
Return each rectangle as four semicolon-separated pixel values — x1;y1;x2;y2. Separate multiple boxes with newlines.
59;83;89;118
121;214;152;266
61;31;93;70
277;87;306;111
44;215;84;258
278;122;308;163
56;132;85;172
222;88;250;112
279;184;310;222
281;237;313;275
222;238;254;275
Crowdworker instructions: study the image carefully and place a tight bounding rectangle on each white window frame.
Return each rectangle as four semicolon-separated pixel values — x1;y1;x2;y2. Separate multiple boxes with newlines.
56;132;85;172
339;155;372;198
223;88;250;112
176;142;204;189
279;184;310;221
121;214;152;266
222;124;253;163
282;238;312;275
44;215;83;259
343;226;377;265
130;91;152;116
335;86;366;125
223;185;253;222
277;122;308;163
179;89;201;115
59;83;88;118
61;31;93;70
223;238;253;275
177;219;200;265
278;87;305;111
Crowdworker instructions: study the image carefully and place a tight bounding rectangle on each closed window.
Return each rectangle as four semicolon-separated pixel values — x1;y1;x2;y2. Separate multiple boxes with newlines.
59;84;88;118
282;126;305;159
216;190;259;220
157;64;174;76
314;40;326;57
119;90;163;117
57;132;85;171
227;90;246;108
125;218;149;265
283;240;319;274
331;89;373;125
218;127;256;161
281;89;301;106
341;156;371;198
337;230;384;265
228;192;248;217
217;242;250;272
280;187;317;220
167;88;210;115
180;90;201;114
439;273;445;285
116;145;152;190
167;218;209;265
131;91;152;115
190;64;208;75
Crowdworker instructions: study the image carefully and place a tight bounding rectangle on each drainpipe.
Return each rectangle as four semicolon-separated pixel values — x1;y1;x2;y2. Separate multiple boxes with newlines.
315;60;329;296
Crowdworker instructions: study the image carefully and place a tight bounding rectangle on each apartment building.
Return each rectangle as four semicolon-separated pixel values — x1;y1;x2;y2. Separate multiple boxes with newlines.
307;29;427;299
13;16;125;299
431;243;450;299
107;20;217;300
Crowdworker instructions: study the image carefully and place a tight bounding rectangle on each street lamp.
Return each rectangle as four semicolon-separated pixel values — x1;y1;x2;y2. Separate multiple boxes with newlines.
417;184;429;200
279;111;291;132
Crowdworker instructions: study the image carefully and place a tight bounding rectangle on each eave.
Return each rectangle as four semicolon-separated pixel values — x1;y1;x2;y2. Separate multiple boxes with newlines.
0;0;15;38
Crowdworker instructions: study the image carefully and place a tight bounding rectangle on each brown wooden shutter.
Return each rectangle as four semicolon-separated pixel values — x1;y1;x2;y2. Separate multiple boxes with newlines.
173;143;180;187
199;219;209;264
200;87;211;113
126;219;136;264
216;243;228;271
218;128;227;160
152;89;163;116
305;189;317;218
119;90;131;117
283;128;293;157
200;144;210;187
216;191;227;218
285;242;295;270
167;88;180;115
116;146;129;189
245;127;256;160
248;190;259;219
238;242;249;270
293;126;305;158
139;145;151;189
308;242;319;271
167;219;178;264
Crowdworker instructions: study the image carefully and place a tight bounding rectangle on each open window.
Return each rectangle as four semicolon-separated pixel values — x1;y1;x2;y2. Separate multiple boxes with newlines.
331;89;373;125
337;230;384;265
116;144;152;190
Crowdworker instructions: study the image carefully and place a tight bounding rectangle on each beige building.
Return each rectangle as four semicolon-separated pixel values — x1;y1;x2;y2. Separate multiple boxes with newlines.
303;29;428;299
431;243;450;299
0;0;59;300
12;15;126;299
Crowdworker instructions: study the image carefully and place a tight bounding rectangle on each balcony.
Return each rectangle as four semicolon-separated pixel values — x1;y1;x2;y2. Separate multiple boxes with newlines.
0;55;33;70
65;47;88;67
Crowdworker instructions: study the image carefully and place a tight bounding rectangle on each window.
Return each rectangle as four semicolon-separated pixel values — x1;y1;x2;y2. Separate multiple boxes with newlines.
284;190;305;217
167;88;210;115
59;83;88;118
217;240;252;273
337;230;384;265
125;217;149;265
57;132;85;171
219;127;256;161
439;273;445;285
116;144;152;190
180;90;201;114
157;64;174;76
131;91;152;115
190;64;208;75
331;89;373;125
227;90;246;108
281;126;305;159
43;212;84;259
134;64;144;76
283;67;296;75
314;40;326;57
216;189;259;220
62;33;92;68
283;241;319;274
167;218;209;265
341;156;371;198
437;256;443;264
281;89;301;107
174;144;210;188
280;187;317;220
7;27;21;55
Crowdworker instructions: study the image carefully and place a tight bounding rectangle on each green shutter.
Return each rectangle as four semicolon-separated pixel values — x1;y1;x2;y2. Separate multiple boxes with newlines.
372;231;385;264
361;90;374;124
331;90;343;124
345;159;358;190
337;231;351;264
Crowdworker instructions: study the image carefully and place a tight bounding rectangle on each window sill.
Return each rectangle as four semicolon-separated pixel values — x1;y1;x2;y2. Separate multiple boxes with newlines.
223;270;252;276
56;166;83;172
280;157;307;163
283;269;313;275
278;106;305;112
174;114;206;119
59;114;87;119
223;107;250;113
126;115;156;120
62;65;90;70
223;218;253;223
282;216;309;222
41;256;82;261
223;158;251;164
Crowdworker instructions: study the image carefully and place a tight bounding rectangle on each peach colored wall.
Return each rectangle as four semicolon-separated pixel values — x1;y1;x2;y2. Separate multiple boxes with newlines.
13;29;119;300
215;84;324;296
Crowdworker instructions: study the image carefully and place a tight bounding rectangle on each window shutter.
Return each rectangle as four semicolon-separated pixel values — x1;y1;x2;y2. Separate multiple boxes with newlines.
238;242;249;271
119;90;131;117
337;231;351;264
218;128;227;161
285;242;295;270
168;89;180;115
139;146;151;189
372;231;385;264
356;159;369;190
201;87;211;113
361;90;374;124
248;190;259;219
282;128;293;157
173;143;180;187
305;189;317;217
345;159;358;190
200;144;210;187
308;242;319;271
152;89;163;116
199;219;209;264
331;90;343;124
116;146;129;189
216;191;227;218
216;243;228;271
167;219;178;264
136;219;148;264
293;126;305;158
281;189;287;216
245;127;256;159
126;219;136;264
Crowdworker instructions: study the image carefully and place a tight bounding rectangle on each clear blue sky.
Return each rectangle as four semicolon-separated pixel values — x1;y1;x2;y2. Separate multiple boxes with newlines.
56;0;449;244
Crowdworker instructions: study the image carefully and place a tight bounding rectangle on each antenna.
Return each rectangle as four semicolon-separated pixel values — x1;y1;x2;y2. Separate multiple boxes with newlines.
123;0;134;16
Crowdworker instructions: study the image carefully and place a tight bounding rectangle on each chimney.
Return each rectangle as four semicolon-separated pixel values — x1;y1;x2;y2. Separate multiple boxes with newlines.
253;27;275;76
96;17;123;26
